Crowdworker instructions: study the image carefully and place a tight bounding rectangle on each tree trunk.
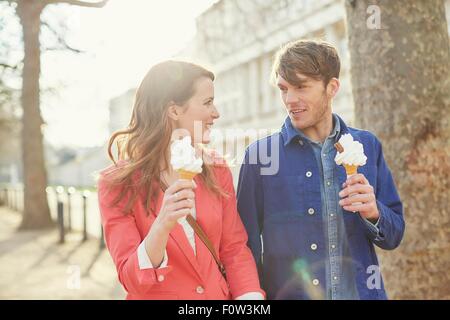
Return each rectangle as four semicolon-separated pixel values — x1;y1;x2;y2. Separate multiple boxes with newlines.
345;0;450;299
17;0;53;230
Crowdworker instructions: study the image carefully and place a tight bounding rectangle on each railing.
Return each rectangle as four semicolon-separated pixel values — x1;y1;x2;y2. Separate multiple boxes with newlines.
0;185;104;248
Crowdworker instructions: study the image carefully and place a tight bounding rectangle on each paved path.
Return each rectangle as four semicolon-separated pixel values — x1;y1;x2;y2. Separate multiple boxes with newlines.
0;207;126;299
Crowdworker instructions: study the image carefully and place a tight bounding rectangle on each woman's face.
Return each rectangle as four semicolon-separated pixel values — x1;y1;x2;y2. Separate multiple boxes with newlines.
174;77;220;144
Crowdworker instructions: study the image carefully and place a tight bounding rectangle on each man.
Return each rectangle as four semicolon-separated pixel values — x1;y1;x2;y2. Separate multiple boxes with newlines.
236;39;405;300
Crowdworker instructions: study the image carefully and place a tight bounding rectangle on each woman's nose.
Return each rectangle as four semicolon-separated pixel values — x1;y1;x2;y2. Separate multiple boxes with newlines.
212;105;220;119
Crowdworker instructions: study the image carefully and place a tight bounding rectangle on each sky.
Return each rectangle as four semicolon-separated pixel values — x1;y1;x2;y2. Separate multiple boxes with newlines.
39;0;218;148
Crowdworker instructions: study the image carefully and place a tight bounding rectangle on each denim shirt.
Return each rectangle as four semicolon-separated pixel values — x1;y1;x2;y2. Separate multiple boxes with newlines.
295;114;362;299
237;114;405;300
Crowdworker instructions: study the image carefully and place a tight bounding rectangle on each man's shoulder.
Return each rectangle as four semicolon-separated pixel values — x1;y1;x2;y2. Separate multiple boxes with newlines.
347;126;381;146
246;131;282;154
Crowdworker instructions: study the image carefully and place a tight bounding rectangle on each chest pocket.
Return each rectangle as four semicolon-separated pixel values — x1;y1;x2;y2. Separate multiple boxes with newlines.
262;175;309;222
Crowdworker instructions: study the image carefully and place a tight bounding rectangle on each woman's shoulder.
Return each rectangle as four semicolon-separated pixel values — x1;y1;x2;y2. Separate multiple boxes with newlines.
202;148;229;168
96;159;144;189
202;149;235;188
203;149;232;174
98;159;126;175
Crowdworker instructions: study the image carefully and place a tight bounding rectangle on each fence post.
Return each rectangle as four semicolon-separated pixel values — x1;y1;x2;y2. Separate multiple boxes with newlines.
18;186;23;213
82;190;90;242
67;187;76;232
56;186;65;244
2;188;7;207
6;188;9;208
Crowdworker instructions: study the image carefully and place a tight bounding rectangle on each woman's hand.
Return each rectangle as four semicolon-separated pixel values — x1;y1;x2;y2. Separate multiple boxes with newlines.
153;179;196;233
144;179;196;267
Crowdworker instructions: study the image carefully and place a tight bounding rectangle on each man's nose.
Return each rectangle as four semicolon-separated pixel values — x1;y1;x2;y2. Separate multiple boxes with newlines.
285;90;299;106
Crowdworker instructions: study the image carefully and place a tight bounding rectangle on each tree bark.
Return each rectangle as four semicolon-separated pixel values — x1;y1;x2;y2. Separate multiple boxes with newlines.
345;0;450;299
17;0;53;229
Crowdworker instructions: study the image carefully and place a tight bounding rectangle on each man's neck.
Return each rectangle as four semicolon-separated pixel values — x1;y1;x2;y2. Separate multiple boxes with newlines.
301;113;334;144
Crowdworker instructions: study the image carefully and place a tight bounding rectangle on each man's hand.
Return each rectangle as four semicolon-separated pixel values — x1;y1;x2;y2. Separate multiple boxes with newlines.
338;173;379;223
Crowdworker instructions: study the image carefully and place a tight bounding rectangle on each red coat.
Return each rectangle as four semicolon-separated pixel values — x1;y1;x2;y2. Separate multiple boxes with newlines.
98;160;264;300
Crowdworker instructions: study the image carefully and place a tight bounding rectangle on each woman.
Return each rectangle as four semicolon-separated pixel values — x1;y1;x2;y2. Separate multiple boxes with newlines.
97;60;265;300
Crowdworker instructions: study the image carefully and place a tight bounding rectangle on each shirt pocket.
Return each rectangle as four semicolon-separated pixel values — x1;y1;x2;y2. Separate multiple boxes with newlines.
262;175;308;222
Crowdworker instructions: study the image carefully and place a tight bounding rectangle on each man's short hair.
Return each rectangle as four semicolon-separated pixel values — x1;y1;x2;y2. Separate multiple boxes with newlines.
272;39;340;87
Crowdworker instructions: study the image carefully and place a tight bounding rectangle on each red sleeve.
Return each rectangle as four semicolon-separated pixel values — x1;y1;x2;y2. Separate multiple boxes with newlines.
97;172;173;295
217;166;266;299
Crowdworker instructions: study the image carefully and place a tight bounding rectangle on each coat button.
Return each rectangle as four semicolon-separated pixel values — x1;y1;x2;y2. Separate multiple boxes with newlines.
306;171;312;178
157;275;165;282
308;208;315;215
196;286;204;294
311;243;317;251
312;279;320;286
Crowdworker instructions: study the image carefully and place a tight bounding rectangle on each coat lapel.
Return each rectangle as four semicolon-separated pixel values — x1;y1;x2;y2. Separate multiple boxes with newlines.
152;182;207;282
191;177;214;276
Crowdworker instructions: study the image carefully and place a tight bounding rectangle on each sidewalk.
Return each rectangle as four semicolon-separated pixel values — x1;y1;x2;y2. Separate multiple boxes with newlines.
0;207;126;299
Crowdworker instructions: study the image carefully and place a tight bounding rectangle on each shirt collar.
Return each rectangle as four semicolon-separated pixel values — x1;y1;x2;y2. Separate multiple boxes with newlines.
281;113;346;147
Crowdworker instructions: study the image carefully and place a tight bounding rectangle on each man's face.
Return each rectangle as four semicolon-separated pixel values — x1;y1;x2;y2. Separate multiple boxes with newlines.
277;73;336;131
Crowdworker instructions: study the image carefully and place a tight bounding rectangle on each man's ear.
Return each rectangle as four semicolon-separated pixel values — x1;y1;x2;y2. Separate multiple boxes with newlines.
327;78;340;98
167;102;180;121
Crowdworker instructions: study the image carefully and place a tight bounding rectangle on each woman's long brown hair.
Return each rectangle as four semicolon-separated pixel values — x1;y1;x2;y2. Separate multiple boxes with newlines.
101;60;227;216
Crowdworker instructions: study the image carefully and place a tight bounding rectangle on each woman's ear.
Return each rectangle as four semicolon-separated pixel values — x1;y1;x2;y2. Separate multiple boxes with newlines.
167;102;180;121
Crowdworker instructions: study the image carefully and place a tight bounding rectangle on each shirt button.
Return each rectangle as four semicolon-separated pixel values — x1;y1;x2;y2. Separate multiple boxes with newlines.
298;140;304;146
310;243;317;251
306;171;312;178
331;244;336;249
333;276;338;281
196;286;204;294
312;279;320;286
326;181;331;186
330;213;335;217
308;208;315;215
157;275;165;282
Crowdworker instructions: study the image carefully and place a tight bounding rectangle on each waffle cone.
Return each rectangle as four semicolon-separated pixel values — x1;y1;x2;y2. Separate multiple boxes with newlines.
177;169;198;181
343;164;358;176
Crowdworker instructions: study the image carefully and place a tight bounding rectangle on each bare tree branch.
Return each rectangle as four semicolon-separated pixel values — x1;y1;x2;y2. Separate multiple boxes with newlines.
44;0;108;8
41;21;84;53
43;45;82;53
0;62;19;70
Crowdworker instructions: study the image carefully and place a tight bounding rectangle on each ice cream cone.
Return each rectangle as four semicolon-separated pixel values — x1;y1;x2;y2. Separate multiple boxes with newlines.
175;169;198;225
343;164;358;176
177;169;198;181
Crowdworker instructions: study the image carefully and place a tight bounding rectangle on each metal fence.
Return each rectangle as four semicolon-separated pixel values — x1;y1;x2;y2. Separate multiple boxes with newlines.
0;185;104;248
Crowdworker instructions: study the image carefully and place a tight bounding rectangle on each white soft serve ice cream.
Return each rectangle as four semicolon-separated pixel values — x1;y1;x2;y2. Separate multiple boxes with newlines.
334;134;367;166
170;136;203;173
